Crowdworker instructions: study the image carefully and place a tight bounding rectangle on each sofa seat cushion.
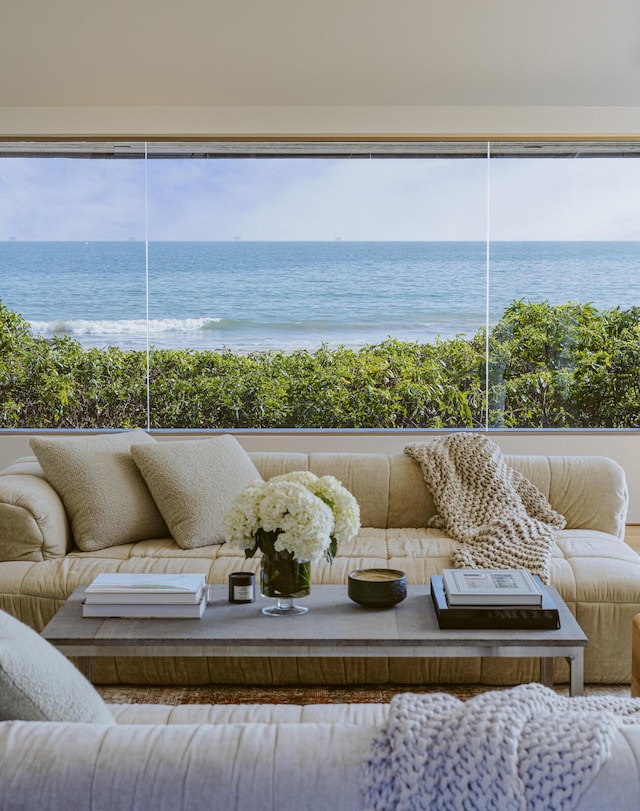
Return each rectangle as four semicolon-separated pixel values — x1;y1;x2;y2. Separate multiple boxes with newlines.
5;527;637;611
551;529;640;600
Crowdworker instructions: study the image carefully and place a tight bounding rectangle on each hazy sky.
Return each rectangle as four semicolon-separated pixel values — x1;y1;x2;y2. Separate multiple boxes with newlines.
1;156;640;242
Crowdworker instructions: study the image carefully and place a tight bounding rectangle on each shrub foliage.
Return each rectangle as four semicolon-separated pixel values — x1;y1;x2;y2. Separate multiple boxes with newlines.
2;298;639;429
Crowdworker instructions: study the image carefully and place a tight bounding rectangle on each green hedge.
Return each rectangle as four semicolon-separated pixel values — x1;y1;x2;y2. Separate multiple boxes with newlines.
2;298;639;429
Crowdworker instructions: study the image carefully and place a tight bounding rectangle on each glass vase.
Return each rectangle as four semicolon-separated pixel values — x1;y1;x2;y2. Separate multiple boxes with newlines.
260;550;311;616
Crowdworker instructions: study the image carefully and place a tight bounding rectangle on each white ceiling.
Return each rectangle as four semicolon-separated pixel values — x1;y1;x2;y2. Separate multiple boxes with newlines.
2;0;640;108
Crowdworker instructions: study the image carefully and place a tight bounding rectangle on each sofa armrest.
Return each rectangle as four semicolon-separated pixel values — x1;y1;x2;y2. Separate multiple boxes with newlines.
0;457;71;561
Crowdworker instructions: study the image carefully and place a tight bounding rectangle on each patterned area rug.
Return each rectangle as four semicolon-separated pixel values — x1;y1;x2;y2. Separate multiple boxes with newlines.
96;682;632;705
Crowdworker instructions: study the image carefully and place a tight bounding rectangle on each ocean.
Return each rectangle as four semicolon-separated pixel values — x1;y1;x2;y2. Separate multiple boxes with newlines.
1;240;639;352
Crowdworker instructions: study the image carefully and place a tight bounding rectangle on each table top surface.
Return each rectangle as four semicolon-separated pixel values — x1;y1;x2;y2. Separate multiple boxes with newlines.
41;583;588;652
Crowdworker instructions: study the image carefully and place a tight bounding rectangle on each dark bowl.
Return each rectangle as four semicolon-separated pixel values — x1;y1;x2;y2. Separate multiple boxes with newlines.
348;568;407;608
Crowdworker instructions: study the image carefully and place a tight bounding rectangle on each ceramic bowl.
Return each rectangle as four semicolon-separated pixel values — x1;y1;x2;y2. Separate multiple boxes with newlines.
347;568;407;608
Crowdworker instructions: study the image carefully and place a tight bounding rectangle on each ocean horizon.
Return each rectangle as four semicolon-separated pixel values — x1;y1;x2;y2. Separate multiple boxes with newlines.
1;240;639;352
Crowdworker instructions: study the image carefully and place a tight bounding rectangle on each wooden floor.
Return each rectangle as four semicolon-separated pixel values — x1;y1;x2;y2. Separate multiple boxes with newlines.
626;525;640;554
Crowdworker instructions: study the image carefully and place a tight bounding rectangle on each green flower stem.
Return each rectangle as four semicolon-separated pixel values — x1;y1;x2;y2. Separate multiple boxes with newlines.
260;550;311;599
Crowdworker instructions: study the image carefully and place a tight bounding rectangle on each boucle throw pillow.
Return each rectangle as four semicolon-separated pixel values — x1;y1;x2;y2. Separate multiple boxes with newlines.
0;609;115;723
131;435;262;549
30;429;169;552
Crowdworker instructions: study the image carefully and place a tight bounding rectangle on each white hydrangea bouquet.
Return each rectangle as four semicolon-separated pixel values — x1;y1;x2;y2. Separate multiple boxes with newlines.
222;471;360;563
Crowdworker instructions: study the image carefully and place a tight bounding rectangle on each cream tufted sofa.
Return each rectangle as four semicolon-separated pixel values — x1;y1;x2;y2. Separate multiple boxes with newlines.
3;701;640;811
0;445;637;686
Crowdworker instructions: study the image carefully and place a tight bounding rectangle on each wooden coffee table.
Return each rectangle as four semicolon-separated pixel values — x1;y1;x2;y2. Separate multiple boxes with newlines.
42;583;588;696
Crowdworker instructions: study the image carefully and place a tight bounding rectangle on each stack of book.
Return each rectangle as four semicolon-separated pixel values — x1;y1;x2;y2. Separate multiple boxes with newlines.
430;568;560;630
82;573;208;619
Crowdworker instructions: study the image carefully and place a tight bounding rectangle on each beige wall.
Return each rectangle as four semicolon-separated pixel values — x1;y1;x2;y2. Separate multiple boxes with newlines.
3;105;640;139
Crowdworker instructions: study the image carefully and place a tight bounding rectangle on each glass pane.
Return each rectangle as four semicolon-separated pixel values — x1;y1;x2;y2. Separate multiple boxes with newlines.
0;153;146;428
9;141;638;432
488;156;640;428
146;156;488;429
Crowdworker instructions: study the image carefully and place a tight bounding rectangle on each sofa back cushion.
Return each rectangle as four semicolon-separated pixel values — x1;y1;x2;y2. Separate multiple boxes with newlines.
507;454;628;539
249;452;436;529
250;451;627;537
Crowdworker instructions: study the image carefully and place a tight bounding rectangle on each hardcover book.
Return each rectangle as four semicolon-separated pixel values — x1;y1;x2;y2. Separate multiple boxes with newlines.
430;575;560;630
442;568;543;607
82;596;207;619
84;573;207;604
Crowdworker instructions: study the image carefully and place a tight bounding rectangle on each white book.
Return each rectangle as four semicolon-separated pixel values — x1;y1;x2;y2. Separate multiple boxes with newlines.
442;568;543;607
82;596;207;619
84;582;206;605
85;573;206;604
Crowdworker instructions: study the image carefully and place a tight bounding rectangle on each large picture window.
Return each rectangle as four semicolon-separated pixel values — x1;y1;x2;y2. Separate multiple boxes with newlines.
1;140;639;430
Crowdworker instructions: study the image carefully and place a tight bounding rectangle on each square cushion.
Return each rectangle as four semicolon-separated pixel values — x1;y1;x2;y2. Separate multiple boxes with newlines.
0;609;115;723
30;429;169;552
131;435;262;549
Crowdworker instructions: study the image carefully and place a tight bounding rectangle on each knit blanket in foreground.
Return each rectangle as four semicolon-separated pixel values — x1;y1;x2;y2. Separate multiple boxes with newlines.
405;434;566;583
361;684;640;811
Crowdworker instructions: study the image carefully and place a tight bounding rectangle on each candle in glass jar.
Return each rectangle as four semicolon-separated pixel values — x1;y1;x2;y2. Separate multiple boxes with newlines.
228;572;255;603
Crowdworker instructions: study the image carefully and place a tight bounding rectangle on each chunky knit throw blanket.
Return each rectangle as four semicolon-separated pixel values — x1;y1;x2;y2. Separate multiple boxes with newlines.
362;684;640;811
405;434;566;583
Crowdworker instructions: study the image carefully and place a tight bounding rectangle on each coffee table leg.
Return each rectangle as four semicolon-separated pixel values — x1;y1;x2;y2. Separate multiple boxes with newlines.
540;656;554;687
76;656;93;681
568;651;584;697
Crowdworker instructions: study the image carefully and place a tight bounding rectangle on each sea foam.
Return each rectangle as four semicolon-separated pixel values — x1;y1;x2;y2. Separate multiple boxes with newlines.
28;318;223;336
